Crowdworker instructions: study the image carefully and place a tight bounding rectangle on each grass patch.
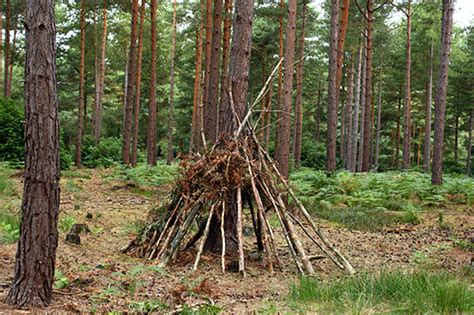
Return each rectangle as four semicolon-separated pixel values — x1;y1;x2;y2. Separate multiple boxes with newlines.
290;271;473;314
110;162;178;187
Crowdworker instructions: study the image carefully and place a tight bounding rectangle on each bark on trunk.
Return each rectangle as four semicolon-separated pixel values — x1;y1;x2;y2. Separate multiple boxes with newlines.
7;0;59;307
189;0;205;154
361;2;373;172
423;44;433;172
202;0;213;143
314;80;322;141
167;0;177;165
395;88;401;168
276;0;298;179
131;1;145;167
4;0;10;97
7;16;16;97
122;0;139;165
0;0;3;93
432;0;454;185
357;36;367;173
454;114;459;163
274;0;285;160
326;0;339;172
206;0;223;143
75;0;86;167
345;54;354;171
147;0;158;163
93;0;108;145
374;56;383;170
402;2;412;170
217;0;232;138
349;43;363;172
209;0;254;253
293;1;307;169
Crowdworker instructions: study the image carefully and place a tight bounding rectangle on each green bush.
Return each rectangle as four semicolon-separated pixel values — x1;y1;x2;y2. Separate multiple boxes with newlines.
112;162;178;186
0;98;24;162
300;138;326;170
79;136;123;168
290;271;473;313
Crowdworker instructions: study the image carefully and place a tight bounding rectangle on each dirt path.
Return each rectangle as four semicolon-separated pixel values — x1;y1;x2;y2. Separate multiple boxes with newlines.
0;169;472;313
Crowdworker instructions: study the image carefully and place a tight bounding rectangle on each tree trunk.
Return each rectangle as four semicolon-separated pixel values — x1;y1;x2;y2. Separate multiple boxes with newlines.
314;80;322;141
326;0;339;172
4;0;10;97
345;54;354;171
374;56;383;170
340;69;346;164
293;1;307;169
402;2;412;171
454;114;459;163
122;0;139;165
395;88;401;168
7;15;16;97
361;2;373;172
350;43;363;172
357;36;367;173
93;0;108;145
423;44;433;172
432;0;454;185
206;0;223;142
209;0;254;253
75;0;86;167
202;0;213;143
274;0;285;160
167;0;177;165
189;0;205;154
7;0;59;307
264;82;273;151
219;0;232;115
131;1;145;167
467;110;473;176
275;0;298;179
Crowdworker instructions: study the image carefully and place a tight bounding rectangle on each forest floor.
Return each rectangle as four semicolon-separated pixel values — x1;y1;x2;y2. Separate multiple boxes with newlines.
0;166;472;313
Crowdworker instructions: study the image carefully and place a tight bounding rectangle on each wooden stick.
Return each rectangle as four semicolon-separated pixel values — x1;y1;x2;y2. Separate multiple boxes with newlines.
245;154;273;273
220;197;226;273
236;186;246;276
193;203;216;271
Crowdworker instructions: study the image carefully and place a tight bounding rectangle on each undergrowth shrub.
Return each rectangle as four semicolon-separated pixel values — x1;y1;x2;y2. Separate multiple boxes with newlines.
290;271;473;313
79;136;123;168
0;98;23;162
112;163;178;187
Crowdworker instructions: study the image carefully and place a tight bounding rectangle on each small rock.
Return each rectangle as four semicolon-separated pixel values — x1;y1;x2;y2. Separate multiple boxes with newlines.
69;223;90;234
65;233;81;245
85;213;93;219
243;225;253;237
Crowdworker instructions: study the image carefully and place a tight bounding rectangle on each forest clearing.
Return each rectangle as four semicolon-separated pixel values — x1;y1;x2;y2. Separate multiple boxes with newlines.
0;0;473;313
0;163;472;313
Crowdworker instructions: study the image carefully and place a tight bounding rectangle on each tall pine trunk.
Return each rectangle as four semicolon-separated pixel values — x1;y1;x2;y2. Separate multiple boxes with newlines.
293;1;307;169
276;0;298;179
423;44;433;172
7;15;16;97
395;88;402;168
314;80;322;141
93;0;108;145
147;0;158;163
3;0;10;97
350;43;363;172
454;114;459;163
206;0;223;142
202;0;213;143
208;0;254;252
357;36;367;173
432;0;454;185
402;2;412;170
122;0;139;165
345;54;354;171
7;0;59;306
189;0;205;153
326;0;339;172
0;0;3;93
374;56;383;170
167;0;177;165
131;1;145;167
274;0;285;159
75;0;86;167
361;2;373;172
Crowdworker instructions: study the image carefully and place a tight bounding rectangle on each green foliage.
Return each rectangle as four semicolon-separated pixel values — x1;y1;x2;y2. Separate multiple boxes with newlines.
59;215;76;233
290;169;472;231
0;98;24;162
80;137;123;168
0;216;20;244
290;271;474;313
128;300;169;313
112;162;178;187
54;270;69;290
